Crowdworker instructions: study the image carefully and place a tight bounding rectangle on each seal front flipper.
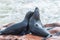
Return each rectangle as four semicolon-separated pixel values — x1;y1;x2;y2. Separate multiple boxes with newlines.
29;7;52;38
0;11;34;35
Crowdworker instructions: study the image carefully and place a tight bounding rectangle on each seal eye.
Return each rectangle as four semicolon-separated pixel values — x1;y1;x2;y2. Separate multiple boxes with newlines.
35;24;38;26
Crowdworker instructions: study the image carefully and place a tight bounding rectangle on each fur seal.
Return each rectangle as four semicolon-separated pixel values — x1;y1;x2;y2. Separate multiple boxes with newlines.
29;7;52;38
0;11;33;35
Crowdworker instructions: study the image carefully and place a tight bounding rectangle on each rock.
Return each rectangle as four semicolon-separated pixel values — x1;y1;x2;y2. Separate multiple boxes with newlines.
44;23;60;27
0;34;43;40
0;23;60;40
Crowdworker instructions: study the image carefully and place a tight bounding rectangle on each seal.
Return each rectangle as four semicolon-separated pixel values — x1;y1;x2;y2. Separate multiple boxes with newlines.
29;7;52;37
0;11;34;35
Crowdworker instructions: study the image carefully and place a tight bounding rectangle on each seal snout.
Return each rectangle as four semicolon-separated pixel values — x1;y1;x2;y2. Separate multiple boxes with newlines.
25;11;34;20
33;7;40;20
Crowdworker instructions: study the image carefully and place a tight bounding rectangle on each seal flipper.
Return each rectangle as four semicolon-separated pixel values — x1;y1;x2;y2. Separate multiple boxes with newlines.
29;7;52;38
0;11;34;35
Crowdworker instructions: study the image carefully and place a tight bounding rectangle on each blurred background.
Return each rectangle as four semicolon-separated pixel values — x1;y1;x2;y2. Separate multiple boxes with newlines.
0;0;60;27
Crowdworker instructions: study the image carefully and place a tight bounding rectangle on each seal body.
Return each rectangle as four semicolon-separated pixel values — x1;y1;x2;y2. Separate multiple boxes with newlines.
0;11;33;35
29;7;51;37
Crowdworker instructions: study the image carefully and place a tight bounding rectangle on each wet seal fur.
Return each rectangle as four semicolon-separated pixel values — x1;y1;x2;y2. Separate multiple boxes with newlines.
29;7;52;38
0;11;34;35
